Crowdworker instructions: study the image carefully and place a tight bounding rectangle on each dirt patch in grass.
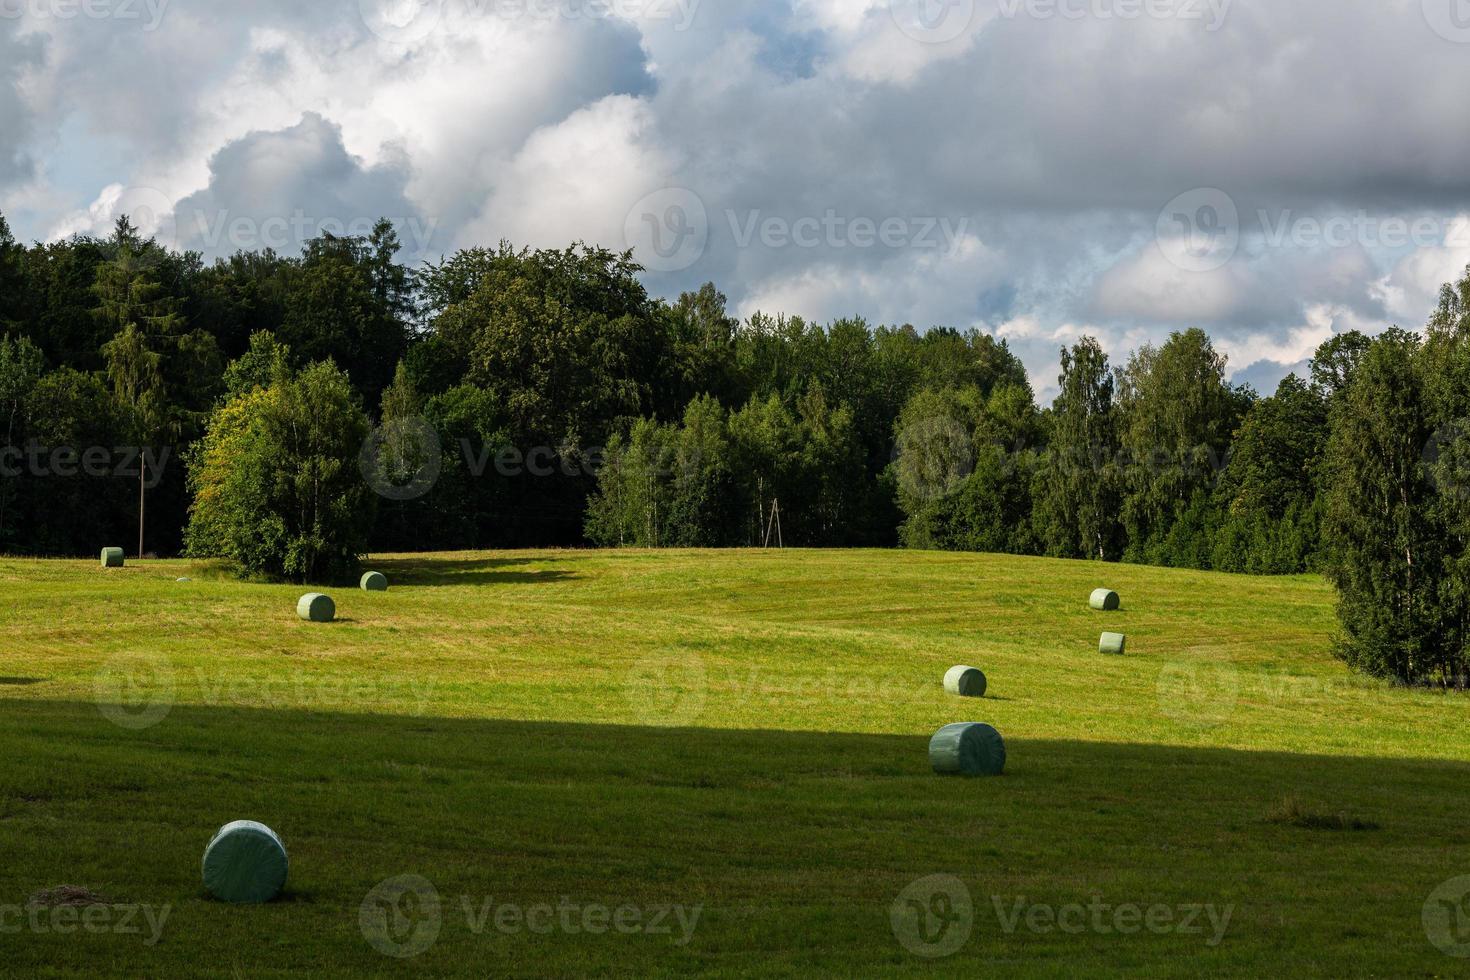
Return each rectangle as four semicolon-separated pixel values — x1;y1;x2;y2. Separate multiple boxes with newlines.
1267;796;1380;832
28;885;108;907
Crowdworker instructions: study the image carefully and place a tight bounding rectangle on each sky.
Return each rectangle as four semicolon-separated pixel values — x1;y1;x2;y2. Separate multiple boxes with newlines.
3;0;1470;399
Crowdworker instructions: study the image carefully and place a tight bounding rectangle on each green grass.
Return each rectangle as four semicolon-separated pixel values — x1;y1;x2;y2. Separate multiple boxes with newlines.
2;549;1468;977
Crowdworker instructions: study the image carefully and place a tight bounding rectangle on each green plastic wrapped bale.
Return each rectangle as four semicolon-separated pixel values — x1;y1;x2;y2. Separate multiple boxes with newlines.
943;665;987;698
201;820;288;904
1090;588;1120;611
930;723;1006;776
100;548;125;569
360;571;388;592
297;593;335;623
1100;632;1127;655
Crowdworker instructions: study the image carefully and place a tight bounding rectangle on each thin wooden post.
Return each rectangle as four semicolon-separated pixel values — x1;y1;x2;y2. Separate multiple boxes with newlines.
137;462;145;560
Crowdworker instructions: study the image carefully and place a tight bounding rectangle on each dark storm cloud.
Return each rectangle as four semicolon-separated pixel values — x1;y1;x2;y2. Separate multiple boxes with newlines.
173;112;430;259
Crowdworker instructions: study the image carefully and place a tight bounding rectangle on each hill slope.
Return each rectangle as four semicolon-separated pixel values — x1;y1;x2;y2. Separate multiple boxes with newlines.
1;550;1466;976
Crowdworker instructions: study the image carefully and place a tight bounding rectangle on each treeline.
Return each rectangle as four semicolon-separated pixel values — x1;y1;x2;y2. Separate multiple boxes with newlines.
2;210;1470;682
584;305;1354;577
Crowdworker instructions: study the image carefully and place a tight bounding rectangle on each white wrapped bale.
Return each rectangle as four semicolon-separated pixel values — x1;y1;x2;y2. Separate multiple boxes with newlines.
201;820;289;904
943;665;987;698
297;593;335;623
929;723;1006;776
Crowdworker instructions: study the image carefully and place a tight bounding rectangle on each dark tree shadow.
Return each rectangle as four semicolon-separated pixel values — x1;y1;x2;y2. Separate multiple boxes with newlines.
3;698;1466;975
367;555;581;587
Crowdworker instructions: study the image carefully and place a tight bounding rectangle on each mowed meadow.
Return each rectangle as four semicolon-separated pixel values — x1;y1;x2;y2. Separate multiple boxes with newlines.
2;549;1469;976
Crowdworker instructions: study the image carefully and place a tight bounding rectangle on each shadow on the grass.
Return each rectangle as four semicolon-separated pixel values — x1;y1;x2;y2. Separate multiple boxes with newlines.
7;697;1466;819
2;699;1466;974
369;555;580;587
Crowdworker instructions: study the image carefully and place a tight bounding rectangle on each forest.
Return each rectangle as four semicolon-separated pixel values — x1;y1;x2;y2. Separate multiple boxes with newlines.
2;211;1469;682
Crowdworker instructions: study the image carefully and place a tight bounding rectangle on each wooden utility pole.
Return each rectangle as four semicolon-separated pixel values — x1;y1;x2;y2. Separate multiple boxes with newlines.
137;463;145;560
755;477;766;548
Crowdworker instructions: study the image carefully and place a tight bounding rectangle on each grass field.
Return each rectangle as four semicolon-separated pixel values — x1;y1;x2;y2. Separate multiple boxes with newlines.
2;549;1469;976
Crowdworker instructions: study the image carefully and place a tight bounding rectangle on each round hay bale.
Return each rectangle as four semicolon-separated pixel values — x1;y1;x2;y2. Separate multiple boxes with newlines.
297;593;335;623
360;571;388;592
943;665;987;698
1100;632;1127;655
929;722;1006;776
201;820;288;904
100;548;125;569
1089;588;1120;611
